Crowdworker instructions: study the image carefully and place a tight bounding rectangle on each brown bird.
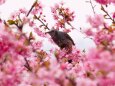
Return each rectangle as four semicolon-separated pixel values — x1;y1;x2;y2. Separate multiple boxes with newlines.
46;30;75;53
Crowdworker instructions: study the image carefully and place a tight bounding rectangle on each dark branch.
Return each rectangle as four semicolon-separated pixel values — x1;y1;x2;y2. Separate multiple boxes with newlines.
24;57;32;71
34;15;50;30
26;0;38;17
101;5;114;23
86;0;96;14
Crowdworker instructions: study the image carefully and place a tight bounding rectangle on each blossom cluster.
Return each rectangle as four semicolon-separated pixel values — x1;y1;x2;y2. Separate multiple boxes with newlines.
0;0;5;5
95;0;115;5
51;3;75;31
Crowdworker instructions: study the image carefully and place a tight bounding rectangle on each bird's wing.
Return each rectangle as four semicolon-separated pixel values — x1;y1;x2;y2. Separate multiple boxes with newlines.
64;33;75;45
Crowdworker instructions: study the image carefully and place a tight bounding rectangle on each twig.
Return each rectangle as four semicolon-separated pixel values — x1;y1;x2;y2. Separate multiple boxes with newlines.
7;14;23;31
14;23;23;31
86;0;96;14
34;15;50;30
26;0;38;17
101;5;115;23
18;15;23;23
0;57;7;65
90;0;96;14
67;22;75;29
24;57;32;71
4;20;9;28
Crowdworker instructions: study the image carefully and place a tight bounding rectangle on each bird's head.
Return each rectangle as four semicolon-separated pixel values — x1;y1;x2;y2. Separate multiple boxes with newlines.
46;29;57;37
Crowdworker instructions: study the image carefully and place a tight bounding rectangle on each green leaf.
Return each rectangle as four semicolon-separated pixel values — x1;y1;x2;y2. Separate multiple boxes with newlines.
29;32;35;40
7;20;15;25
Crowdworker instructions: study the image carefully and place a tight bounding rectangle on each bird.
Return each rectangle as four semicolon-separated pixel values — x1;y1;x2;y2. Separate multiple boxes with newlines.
46;29;75;53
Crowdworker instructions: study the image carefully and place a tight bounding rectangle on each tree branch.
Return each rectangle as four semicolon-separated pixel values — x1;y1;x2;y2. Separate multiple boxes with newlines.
101;5;114;23
24;57;32;71
34;15;50;30
26;0;38;17
86;0;96;14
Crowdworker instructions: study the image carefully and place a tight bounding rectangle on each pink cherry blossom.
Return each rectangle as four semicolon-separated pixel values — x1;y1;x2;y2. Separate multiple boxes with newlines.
19;8;27;14
0;0;115;86
113;12;115;18
51;3;75;30
85;28;94;36
34;27;46;37
29;21;35;27
31;1;43;15
22;17;30;24
87;14;104;28
31;41;42;50
0;0;5;5
95;0;112;5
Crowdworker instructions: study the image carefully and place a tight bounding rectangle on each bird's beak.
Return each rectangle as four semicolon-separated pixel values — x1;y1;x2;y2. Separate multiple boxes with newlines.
45;31;50;34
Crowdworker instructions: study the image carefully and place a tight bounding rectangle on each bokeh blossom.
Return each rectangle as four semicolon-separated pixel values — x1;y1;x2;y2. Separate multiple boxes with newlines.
95;0;115;5
0;0;115;86
0;0;5;5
